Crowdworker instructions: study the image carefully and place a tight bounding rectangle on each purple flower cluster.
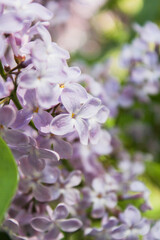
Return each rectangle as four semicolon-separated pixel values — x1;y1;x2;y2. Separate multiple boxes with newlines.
0;1;159;240
120;22;160;101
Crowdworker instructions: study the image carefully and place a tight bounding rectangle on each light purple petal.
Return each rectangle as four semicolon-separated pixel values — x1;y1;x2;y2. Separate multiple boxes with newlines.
61;88;81;113
31;217;51;232
23;89;37;107
152;221;160;238
111;224;127;239
33;110;53;133
50;187;61;201
66;66;81;79
19;178;30;193
0;13;23;33
19;156;37;176
19;70;38;89
0;105;16;127
31;39;47;62
94;130;112;155
103;216;118;229
37;83;60;109
126;235;138;240
12;108;33;129
45;227;60;240
123;205;141;227
50;114;74;135
37;24;51;46
89;123;101;145
92;201;105;219
57;218;82;232
63;189;80;205
95;106;110;123
54;203;68;220
28;150;46;171
0;35;6;58
78;98;101;119
130;181;146;192
66;83;88;103
105;193;117;209
3;218;19;234
25;3;53;21
75;118;89;145
53;138;73;159
33;184;54;202
4;129;29;147
135;218;150;235
38;148;60;162
92;178;105;193
64;170;82;188
41;166;60;184
51;42;70;59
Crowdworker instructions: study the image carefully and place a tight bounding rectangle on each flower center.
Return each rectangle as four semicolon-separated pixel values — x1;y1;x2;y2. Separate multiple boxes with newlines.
59;84;65;88
97;193;103;198
72;113;75;118
33;107;39;113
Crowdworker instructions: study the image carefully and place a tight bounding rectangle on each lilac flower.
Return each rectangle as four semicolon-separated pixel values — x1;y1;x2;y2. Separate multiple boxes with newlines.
0;77;14;98
84;175;118;218
0;12;23;33
49;170;82;205
120;38;148;68
70;130;112;180
85;214;118;240
3;218;27;240
13;89;53;133
18;67;60;109
36;134;73;160
144;221;160;240
130;181;151;211
19;156;60;202
134;22;160;45
36;24;70;62
88;105;109;144
0;105;29;151
0;34;6;58
31;203;82;240
50;95;101;145
0;0;53;22
10;136;59;168
0;2;158;240
111;205;150;240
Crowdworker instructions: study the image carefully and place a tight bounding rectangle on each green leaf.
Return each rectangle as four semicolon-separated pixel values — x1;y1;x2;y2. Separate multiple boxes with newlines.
0;137;18;224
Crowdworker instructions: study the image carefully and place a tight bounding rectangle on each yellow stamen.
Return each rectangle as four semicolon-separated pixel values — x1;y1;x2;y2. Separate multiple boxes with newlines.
59;84;65;88
72;113;75;118
34;107;39;113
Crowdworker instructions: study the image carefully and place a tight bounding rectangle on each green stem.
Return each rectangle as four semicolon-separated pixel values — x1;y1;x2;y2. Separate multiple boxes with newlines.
10;89;22;110
0;61;7;80
29;120;37;131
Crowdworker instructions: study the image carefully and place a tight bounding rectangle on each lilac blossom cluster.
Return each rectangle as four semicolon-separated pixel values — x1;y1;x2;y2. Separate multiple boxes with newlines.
121;22;160;102
77;22;160;118
0;1;159;240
